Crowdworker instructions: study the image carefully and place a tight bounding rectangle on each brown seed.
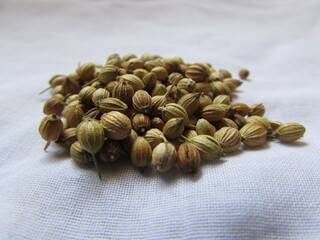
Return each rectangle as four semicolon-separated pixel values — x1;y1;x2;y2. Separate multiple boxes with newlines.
97;97;128;113
132;90;152;114
133;68;149;80
78;86;96;106
131;136;152;169
195;82;212;96
152;142;177;172
151;66;168;81
124;58;144;72
222;78;243;91
185;63;210;82
161;103;191;127
177;78;196;92
212;95;231;105
219;69;232;79
268;120;282;131
144;128;166;149
106;81;118;93
76;118;105;179
196;118;216;136
106;57;122;67
199;94;212;111
231;103;250;116
43;97;65;115
65;104;85;128
70;141;92;164
150;95;172;117
92;88;110;106
177;142;201;174
144;59;164;71
119;74;144;91
249;103;265;117
186;135;223;161
209;71;224;82
150;83;167;97
151;117;165;131
201;104;226;123
39;114;64;150
61;78;81;95
76;62;95;84
142;72;157;92
214;127;241;153
232;113;247;129
177;93;201;116
57;128;77;147
100;111;132;140
247;116;272;134
161;57;181;74
274;123;306;142
215;118;238;130
112;80;134;106
239;68;250;80
183;129;198;139
99;140;122;162
239;123;267;147
122;53;137;62
167;72;183;84
211;81;231;96
163;118;185;140
132;113;151;134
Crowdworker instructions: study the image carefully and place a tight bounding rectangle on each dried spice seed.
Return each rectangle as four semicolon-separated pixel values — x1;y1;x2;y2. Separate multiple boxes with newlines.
274;123;306;142
177;143;201;174
38;53;306;180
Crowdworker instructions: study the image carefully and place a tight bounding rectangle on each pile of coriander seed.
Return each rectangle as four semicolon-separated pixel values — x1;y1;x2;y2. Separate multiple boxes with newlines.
39;53;306;179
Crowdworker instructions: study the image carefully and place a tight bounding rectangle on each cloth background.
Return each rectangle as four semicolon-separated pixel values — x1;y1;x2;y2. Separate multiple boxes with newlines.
1;0;320;239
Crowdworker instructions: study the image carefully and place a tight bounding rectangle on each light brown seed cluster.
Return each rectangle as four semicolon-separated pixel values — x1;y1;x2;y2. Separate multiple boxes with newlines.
38;53;306;179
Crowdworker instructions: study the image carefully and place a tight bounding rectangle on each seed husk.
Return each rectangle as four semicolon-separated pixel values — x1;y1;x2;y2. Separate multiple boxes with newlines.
99;140;122;163
185;63;210;82
112;80;134;106
100;111;132;140
152;142;177;172
247;116;272;134
92;88;110;106
132;90;152;114
214;127;241;153
76;119;105;179
185;135;223;161
163;118;185;140
97;97;128;113
201;104;226;123
196;118;216;136
43;97;65;115
274;123;306;142
177;92;201;116
144;128;166;149
249;103;265;117
39;114;64;150
132;113;151;134
177;142;201;174
70;141;93;164
57;128;77;147
239;68;250;80
231;103;250;117
239;123;267;147
131;136;152;169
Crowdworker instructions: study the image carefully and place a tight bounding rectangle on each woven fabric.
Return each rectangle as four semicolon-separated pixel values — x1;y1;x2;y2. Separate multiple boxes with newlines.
1;0;320;239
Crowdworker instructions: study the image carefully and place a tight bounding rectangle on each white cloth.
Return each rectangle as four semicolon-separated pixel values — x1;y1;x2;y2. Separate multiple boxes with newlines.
1;0;320;239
